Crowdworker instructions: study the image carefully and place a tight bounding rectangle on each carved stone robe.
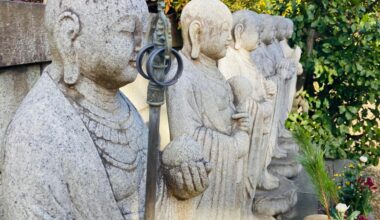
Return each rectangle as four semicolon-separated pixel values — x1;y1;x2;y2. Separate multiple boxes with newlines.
164;53;243;220
1;71;147;220
267;40;301;153
250;44;282;180
218;47;274;218
278;40;302;135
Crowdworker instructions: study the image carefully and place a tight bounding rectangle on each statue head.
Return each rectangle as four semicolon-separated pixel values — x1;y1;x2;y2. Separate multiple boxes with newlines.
45;0;149;89
259;14;275;45
181;0;233;61
285;18;294;39
231;10;262;52
274;16;287;41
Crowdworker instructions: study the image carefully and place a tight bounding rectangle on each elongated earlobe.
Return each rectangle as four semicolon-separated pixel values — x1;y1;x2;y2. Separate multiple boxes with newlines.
234;23;244;50
189;21;201;59
54;10;81;85
63;61;80;85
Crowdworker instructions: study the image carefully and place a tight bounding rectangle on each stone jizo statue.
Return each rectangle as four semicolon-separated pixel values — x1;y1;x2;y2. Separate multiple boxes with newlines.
248;13;284;191
163;0;252;219
266;16;303;179
1;1;209;219
248;14;299;219
2;1;149;219
218;10;280;219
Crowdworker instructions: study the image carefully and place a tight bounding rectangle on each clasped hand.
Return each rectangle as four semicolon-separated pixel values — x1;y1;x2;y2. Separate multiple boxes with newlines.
163;160;211;200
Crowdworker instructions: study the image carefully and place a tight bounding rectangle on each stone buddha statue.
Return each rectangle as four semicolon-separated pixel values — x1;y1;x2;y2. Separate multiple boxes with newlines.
2;1;150;219
249;14;298;219
278;18;303;140
249;14;284;191
218;10;278;219
165;0;252;219
266;17;303;179
2;0;212;219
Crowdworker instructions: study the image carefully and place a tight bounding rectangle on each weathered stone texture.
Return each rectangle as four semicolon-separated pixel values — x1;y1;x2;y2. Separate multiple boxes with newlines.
0;2;50;67
0;64;41;219
0;65;40;147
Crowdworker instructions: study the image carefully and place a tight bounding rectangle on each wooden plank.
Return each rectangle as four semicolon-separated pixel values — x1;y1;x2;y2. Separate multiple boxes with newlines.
0;2;51;67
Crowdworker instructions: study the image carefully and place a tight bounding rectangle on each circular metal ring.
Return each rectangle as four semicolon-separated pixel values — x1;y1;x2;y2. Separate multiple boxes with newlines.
136;44;172;80
136;44;154;80
146;48;183;87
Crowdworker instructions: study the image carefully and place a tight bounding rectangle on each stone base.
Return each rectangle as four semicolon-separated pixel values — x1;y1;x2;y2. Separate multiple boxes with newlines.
253;176;298;217
269;150;301;178
277;136;299;153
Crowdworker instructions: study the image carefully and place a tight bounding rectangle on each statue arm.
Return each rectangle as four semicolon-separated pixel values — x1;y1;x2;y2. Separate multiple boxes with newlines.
167;81;249;161
252;50;275;78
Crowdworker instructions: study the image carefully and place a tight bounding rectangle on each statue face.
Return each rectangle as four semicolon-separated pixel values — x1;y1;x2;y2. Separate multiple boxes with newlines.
276;22;287;41
240;24;260;51
286;22;294;39
260;18;275;45
200;21;232;60
74;1;148;89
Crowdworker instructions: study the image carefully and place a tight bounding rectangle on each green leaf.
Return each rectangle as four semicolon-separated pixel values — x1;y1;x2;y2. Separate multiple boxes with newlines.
347;211;360;220
344;111;352;121
339;106;346;114
347;106;358;114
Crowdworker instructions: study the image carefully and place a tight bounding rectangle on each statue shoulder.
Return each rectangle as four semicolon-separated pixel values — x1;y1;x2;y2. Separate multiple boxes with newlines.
5;73;90;152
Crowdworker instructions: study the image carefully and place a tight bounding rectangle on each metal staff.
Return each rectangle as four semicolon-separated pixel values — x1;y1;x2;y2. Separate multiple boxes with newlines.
136;2;183;220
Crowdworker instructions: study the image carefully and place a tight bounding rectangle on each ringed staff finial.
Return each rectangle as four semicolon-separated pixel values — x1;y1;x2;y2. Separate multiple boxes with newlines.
136;1;183;220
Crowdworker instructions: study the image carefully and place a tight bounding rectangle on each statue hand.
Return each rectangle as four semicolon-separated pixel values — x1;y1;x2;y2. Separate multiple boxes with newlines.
264;80;276;96
164;161;212;200
276;59;292;79
232;112;252;133
297;63;303;75
233;130;250;158
276;59;290;71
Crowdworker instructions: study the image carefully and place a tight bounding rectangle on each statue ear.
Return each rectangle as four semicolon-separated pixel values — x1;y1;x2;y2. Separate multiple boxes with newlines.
234;23;244;50
189;21;201;59
54;11;81;85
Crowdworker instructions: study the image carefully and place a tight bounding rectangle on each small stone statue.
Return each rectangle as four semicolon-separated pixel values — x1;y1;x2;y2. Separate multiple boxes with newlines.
267;17;303;179
250;13;282;191
2;1;209;220
2;1;150;219
250;14;299;219
218;10;278;219
278;18;303;139
164;0;252;219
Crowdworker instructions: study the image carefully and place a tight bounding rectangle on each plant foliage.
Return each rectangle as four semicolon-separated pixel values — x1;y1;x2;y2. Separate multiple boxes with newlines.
335;161;377;218
293;127;339;219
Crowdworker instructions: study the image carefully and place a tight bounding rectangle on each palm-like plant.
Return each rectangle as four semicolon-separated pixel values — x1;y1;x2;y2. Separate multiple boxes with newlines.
293;127;339;220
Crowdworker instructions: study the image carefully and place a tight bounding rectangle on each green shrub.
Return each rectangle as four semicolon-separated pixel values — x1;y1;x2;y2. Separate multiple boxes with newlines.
293;126;339;219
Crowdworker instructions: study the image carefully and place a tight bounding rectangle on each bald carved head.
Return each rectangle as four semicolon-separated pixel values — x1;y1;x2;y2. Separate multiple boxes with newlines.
231;10;262;52
45;0;149;89
257;14;275;46
273;16;287;41
180;0;233;61
285;18;294;39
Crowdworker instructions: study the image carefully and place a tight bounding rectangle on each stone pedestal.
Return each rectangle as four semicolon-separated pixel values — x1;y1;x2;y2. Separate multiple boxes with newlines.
285;168;320;220
269;148;302;178
253;176;298;217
